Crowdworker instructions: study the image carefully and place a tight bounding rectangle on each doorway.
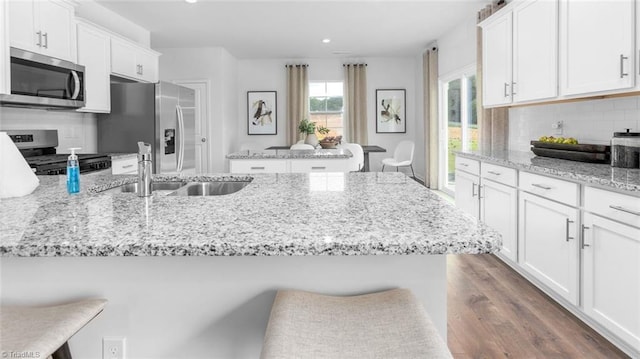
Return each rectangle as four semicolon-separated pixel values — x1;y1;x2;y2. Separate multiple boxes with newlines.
174;80;210;173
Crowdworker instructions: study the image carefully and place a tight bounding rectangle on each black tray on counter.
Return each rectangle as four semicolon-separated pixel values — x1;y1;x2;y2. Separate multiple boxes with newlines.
530;140;610;164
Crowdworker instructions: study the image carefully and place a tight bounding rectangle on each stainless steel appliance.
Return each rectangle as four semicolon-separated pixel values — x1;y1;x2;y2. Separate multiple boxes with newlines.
6;130;111;175
0;48;85;109
97;81;196;174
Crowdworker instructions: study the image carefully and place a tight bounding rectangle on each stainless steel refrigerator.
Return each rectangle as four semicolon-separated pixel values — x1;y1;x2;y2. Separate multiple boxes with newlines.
98;81;196;174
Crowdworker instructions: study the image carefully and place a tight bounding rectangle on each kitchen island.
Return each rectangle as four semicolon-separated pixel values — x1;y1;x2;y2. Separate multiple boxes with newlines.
1;171;501;358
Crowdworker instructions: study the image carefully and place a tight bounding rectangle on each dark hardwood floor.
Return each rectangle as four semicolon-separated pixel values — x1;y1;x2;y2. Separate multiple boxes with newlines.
447;254;630;359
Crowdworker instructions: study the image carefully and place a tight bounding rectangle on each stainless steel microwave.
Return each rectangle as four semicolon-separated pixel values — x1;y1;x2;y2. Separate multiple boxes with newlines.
0;47;85;109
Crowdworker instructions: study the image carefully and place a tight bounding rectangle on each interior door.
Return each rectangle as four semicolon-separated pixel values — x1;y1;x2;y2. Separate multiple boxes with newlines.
175;81;210;173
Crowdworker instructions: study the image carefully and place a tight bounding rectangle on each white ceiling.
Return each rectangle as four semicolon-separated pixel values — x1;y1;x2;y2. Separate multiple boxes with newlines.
94;0;488;59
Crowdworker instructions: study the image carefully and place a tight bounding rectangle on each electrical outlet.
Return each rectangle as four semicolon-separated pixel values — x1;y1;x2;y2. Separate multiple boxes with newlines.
103;337;126;359
551;120;563;135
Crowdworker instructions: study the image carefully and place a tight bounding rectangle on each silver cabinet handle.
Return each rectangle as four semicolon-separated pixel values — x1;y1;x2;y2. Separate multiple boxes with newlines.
36;31;42;47
478;184;484;199
250;166;265;170
487;170;501;176
471;183;477;197
122;164;134;169
531;183;552;190
459;163;469;167
140;65;143;75
511;82;517;95
581;225;590;249
609;205;640;216
311;166;326;170
565;218;574;242
504;82;510;97
42;32;48;49
620;54;629;78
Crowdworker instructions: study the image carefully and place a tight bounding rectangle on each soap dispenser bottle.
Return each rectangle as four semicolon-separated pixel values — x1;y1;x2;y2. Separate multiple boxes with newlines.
67;148;81;194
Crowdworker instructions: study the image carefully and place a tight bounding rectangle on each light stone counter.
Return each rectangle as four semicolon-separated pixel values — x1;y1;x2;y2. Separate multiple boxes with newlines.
457;149;640;195
0;171;500;257
0;171;500;358
226;148;352;159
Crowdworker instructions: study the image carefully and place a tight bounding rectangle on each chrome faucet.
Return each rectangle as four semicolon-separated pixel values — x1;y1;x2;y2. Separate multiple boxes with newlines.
137;142;153;197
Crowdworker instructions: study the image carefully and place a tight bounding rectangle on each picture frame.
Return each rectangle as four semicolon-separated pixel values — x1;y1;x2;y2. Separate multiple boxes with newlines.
247;91;277;135
375;89;406;133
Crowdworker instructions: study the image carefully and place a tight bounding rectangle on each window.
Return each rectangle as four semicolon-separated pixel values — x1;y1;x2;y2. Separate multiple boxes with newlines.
309;82;344;137
439;66;477;195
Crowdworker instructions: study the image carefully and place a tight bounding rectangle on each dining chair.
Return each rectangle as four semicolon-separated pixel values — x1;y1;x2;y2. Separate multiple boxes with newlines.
340;143;364;172
381;140;415;178
290;143;315;150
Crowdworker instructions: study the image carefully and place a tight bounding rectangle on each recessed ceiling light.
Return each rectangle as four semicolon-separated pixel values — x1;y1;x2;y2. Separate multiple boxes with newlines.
185;0;197;3
322;39;331;44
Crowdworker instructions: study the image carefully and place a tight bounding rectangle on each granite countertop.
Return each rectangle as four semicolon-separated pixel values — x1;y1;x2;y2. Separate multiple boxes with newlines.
0;171;501;257
457;150;640;194
226;148;352;159
109;153;137;161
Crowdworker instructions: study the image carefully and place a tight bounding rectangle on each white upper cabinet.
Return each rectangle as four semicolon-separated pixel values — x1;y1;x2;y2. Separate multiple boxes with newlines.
560;0;635;96
0;0;9;94
512;0;558;103
111;37;159;83
76;21;111;113
481;0;558;107
482;11;512;107
8;0;75;62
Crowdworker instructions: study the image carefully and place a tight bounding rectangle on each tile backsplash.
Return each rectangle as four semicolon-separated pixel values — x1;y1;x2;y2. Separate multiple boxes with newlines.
509;96;640;152
0;107;98;153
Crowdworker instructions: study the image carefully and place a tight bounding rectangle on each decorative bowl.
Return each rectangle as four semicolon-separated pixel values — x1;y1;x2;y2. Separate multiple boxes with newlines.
319;141;338;149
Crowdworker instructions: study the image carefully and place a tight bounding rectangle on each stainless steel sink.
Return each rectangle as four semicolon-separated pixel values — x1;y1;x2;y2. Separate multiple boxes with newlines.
103;181;186;194
168;181;251;196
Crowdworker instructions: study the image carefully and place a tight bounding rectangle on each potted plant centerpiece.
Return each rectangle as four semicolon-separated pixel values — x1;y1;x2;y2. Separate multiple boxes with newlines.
298;119;319;146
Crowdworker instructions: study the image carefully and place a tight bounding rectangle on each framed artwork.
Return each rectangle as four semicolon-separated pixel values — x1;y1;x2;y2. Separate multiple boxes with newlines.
247;91;277;135
375;89;406;133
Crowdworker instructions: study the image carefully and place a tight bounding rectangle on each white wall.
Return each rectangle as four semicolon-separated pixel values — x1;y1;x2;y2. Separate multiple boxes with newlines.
158;47;239;172
438;14;478;78
509;96;640;152
75;0;151;47
0;107;98;153
235;56;419;173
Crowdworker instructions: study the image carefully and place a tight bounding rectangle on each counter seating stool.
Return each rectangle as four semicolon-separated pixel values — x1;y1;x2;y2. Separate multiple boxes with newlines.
381;140;415;178
260;288;452;359
0;298;107;359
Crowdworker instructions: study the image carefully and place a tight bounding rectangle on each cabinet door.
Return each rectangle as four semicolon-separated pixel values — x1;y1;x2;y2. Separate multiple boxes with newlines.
289;159;349;173
513;0;558;103
0;0;9;94
519;192;579;305
111;38;137;79
582;213;640;351
229;160;288;173
560;0;635;95
481;179;517;262
77;23;110;113
137;50;159;83
9;0;38;53
37;0;74;61
455;170;479;219
482;12;512;107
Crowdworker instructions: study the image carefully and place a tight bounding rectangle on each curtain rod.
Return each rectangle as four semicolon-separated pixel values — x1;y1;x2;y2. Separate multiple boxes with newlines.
284;64;309;68
343;63;367;67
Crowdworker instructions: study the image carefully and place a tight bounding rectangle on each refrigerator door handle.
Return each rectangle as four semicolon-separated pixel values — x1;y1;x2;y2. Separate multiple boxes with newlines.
176;105;186;173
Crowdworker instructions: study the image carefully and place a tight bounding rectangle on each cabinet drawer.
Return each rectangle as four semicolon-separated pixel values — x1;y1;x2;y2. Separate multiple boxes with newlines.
481;162;517;187
584;187;640;228
290;159;349;173
455;156;480;175
230;160;287;173
519;171;578;206
111;156;137;175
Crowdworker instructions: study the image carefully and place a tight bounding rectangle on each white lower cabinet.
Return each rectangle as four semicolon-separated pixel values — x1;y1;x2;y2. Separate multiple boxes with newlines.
582;213;640;351
481;179;518;262
454;170;480;218
229;160;287;174
111;156;137;175
518;191;579;305
230;159;349;174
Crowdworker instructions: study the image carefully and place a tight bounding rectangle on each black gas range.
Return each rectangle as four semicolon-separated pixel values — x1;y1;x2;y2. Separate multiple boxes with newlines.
7;130;111;175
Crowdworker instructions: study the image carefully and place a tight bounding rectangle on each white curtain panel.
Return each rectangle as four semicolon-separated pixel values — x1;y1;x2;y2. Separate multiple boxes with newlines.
343;64;368;144
423;48;439;188
286;64;310;146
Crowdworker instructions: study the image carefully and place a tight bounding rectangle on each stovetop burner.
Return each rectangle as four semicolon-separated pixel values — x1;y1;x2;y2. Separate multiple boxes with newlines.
6;129;112;175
